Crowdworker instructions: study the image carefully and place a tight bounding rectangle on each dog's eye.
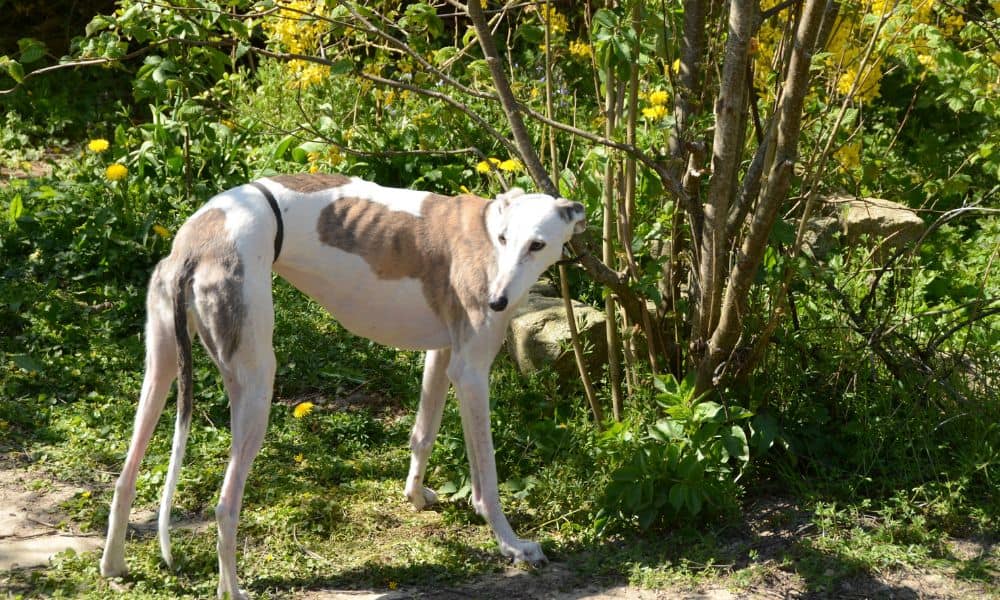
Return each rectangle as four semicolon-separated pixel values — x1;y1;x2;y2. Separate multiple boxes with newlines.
529;241;546;252
498;234;507;246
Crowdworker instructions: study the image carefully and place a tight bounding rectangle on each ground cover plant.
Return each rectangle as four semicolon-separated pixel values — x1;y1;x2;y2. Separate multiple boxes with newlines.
1;0;998;597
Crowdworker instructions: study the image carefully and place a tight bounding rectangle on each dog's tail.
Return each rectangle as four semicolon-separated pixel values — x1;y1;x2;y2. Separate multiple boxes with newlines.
159;262;196;569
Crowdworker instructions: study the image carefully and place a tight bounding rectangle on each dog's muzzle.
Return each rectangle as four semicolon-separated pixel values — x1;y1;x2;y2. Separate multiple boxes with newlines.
488;296;509;312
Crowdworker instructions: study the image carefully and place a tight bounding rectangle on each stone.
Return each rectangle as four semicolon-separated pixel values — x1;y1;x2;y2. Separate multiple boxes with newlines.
798;215;841;259
506;292;607;383
833;195;925;252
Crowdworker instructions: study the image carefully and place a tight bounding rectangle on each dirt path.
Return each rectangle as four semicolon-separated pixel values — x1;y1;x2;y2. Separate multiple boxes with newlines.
1;457;995;598
0;455;102;571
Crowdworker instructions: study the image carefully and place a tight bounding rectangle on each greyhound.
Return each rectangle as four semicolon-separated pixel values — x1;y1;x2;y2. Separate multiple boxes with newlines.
99;172;586;599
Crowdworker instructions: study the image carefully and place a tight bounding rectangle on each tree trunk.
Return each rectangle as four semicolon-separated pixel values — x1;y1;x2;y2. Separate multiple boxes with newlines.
695;0;827;393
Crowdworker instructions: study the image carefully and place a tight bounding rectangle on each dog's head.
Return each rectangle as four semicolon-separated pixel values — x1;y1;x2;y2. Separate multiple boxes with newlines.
486;188;587;312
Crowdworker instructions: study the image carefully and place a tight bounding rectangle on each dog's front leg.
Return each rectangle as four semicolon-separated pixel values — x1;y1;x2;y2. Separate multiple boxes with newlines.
447;357;547;566
405;348;451;509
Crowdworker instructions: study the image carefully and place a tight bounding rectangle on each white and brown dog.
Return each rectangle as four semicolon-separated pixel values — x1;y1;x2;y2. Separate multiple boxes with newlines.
99;173;586;599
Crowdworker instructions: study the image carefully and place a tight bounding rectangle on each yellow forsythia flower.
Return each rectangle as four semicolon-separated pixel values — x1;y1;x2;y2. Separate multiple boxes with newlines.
293;401;314;418
88;139;110;153
536;5;568;35
834;141;861;171
568;40;592;60
105;163;128;181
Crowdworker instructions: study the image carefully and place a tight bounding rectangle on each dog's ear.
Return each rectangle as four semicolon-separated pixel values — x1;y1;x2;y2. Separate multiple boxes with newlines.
495;187;525;209
556;198;587;234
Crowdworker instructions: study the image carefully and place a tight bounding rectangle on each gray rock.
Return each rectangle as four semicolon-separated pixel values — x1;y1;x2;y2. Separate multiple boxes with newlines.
799;215;841;259
834;195;925;253
505;292;607;382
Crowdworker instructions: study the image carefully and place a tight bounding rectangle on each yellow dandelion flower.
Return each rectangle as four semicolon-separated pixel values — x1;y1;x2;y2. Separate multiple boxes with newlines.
459;185;471;194
642;105;669;120
105;163;128;181
476;158;502;174
672;59;681;73
499;159;523;173
294;453;305;463
88;138;110;153
152;224;171;239
648;90;670;106
293;401;314;418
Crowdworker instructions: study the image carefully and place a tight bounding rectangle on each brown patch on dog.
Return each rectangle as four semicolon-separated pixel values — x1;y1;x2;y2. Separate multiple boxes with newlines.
317;194;495;332
167;209;246;362
270;173;352;193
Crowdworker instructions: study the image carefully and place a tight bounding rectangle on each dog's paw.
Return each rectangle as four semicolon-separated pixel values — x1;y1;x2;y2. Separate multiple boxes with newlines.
217;583;249;600
405;486;438;511
500;539;548;568
100;553;128;578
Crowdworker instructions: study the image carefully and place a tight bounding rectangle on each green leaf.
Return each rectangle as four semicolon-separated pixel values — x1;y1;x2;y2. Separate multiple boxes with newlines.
6;60;24;83
723;425;750;463
85;15;113;37
273;135;298;160
692;401;724;423
593;8;618;30
12;354;42;373
328;59;353;76
750;412;779;454
770;219;796;245
8;193;23;223
686;488;703;515
650;418;684;442
638;507;658;530
668;483;686;511
18;38;46;64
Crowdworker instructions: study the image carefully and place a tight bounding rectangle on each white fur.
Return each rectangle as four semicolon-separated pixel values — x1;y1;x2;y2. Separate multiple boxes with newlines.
100;177;585;599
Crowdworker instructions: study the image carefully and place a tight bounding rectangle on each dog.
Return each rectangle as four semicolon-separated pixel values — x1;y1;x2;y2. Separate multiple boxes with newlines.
99;173;586;599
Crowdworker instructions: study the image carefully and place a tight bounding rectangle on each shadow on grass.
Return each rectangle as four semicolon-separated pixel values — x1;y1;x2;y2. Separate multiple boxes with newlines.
239;496;993;599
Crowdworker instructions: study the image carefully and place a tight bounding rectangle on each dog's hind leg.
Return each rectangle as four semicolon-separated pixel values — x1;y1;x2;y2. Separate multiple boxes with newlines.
101;273;178;577
405;348;451;510
212;279;275;600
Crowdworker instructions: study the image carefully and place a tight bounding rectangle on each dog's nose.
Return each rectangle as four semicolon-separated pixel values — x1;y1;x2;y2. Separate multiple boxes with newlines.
488;296;509;312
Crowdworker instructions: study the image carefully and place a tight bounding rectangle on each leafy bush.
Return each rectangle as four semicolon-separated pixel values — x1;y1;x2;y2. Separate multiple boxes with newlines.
597;374;774;531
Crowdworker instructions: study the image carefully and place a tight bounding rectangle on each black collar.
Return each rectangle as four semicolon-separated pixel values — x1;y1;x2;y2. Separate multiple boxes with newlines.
248;181;284;263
